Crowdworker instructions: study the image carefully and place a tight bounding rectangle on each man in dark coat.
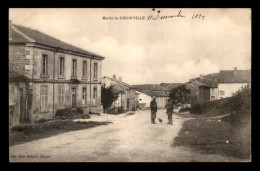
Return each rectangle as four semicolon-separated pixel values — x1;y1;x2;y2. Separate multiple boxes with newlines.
150;96;157;124
165;99;174;125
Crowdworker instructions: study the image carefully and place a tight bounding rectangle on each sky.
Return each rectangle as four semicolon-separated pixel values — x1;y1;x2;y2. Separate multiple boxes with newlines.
9;8;251;85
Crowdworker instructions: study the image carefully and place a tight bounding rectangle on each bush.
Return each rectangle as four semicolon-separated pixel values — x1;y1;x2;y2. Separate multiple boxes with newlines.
55;108;72;117
179;107;191;112
35;118;48;123
189;84;251;117
117;106;125;114
190;104;204;114
76;107;83;114
55;108;79;117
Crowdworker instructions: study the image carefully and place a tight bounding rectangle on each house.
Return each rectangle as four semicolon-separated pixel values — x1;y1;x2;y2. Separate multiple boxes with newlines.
189;73;219;101
9;71;29;127
102;75;136;111
9;21;105;123
217;67;251;99
185;80;211;103
135;90;152;110
133;84;169;109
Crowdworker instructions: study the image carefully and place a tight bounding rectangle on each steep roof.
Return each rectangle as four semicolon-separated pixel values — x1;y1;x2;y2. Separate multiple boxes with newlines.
132;84;158;91
139;90;169;97
9;22;105;59
191;73;219;88
218;70;251;83
103;76;134;89
132;84;168;91
190;80;210;87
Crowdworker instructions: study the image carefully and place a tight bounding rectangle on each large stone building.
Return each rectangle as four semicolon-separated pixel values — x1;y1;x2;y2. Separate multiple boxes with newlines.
9;21;105;124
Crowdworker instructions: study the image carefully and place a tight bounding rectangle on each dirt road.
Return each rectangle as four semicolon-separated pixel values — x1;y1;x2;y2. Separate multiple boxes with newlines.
9;110;244;162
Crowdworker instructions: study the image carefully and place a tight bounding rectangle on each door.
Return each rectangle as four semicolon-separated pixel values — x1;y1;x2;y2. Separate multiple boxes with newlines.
19;88;25;123
71;88;76;107
127;99;130;110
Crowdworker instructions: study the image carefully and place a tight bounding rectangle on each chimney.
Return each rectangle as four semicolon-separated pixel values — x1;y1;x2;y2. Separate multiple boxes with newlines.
119;77;122;82
113;74;116;79
234;67;237;75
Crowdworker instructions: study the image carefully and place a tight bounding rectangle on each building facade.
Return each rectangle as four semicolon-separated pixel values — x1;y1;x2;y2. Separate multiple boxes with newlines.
9;71;29;127
102;75;136;111
217;67;251;99
9;22;105;123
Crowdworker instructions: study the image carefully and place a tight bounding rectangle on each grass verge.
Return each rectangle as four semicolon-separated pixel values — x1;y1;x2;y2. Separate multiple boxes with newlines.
9;120;112;146
173;114;251;160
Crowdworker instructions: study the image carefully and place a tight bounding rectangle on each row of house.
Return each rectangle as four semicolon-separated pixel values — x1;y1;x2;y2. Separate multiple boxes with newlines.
8;21;251;127
9;21;105;127
187;67;251;102
132;67;251;110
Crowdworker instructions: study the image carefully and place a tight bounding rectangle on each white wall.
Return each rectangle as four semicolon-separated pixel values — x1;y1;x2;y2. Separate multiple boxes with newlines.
137;92;151;108
218;83;250;99
210;87;219;101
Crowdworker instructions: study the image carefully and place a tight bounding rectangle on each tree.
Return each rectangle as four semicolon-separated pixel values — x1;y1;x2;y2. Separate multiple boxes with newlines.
169;84;191;108
101;84;119;113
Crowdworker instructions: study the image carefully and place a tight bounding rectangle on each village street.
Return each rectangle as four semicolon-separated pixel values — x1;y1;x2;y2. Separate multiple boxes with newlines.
9;110;244;162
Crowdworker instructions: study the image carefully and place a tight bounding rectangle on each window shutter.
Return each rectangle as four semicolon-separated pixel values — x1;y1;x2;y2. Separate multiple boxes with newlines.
46;56;48;75
41;55;44;74
45;87;48;109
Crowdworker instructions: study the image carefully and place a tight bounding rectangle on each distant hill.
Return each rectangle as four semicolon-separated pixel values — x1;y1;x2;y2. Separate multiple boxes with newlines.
159;83;183;90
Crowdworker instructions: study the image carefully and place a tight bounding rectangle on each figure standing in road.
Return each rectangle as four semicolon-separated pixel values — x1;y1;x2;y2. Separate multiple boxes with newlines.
150;96;157;124
165;98;174;125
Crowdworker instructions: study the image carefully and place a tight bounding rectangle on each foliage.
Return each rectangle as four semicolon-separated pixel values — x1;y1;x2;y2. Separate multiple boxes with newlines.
76;107;84;114
190;103;204;114
101;84;119;110
228;84;251;114
55;107;84;118
189;84;251;120
169;84;191;107
179;107;191;113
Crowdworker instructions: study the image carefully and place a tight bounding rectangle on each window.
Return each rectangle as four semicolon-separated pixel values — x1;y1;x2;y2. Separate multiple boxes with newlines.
40;86;48;110
58;85;65;107
42;54;48;76
220;91;225;96
82;87;87;105
94;63;98;80
59;57;64;76
93;87;97;104
83;61;87;78
211;96;215;101
72;59;77;77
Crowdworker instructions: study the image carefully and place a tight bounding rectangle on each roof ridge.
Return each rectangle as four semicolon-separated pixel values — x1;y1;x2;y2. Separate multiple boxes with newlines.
104;76;132;88
11;24;36;43
12;23;105;59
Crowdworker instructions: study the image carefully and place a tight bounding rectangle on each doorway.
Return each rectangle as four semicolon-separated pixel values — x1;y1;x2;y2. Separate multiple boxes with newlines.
71;88;76;107
127;99;130;110
19;88;26;123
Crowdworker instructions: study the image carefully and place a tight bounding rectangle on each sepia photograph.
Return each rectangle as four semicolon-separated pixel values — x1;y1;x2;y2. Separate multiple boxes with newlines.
9;8;251;162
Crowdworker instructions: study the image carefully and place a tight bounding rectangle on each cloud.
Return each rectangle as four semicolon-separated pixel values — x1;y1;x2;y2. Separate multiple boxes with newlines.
9;8;251;85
